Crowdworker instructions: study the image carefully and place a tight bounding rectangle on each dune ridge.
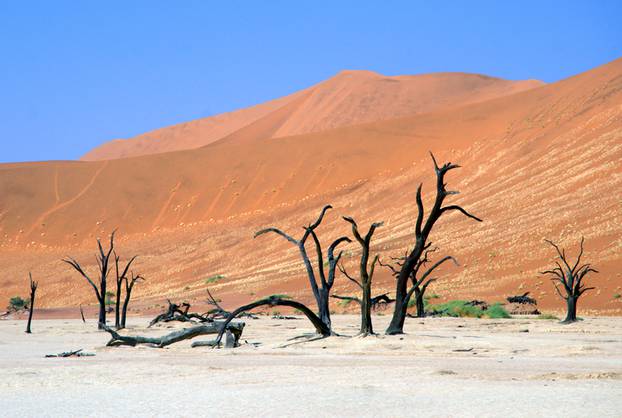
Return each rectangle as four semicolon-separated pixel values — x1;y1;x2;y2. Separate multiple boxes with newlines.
81;71;543;160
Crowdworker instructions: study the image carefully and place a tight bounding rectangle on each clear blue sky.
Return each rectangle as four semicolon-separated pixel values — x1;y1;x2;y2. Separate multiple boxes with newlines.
1;1;620;163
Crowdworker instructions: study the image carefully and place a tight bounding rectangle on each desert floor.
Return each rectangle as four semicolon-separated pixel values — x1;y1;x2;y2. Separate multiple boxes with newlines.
1;315;621;417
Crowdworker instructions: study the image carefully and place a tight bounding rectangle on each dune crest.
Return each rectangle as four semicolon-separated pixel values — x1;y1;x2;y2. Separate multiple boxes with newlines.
81;70;544;160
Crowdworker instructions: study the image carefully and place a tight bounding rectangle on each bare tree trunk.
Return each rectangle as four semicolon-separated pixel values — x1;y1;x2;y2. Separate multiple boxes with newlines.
121;293;130;328
563;297;578;323
25;273;37;334
97;297;106;330
318;290;331;331
360;282;373;334
387;296;409;334
79;305;86;323
114;286;121;328
120;273;143;328
414;287;425;318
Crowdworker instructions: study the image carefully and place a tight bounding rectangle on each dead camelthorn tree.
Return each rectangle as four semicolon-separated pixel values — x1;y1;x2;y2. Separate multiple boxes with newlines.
332;216;383;335
386;153;482;335
380;246;448;318
113;252;137;329
541;237;598;323
25;273;37;334
120;272;143;328
63;231;116;330
255;205;351;332
215;295;331;346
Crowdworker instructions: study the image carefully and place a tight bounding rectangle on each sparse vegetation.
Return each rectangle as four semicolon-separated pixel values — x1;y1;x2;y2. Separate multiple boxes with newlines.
428;300;510;319
105;291;115;306
8;295;28;312
538;313;560;320
486;303;511;319
205;274;225;284
613;293;621;300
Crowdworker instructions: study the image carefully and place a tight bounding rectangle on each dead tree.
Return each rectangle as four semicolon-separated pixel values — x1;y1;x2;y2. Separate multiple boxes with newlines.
63;231;116;330
380;246;447;318
25;273;37;334
506;292;536;305
386;154;482;334
205;288;257;320
102;322;245;348
148;299;211;327
255;205;350;331
214;295;331;346
120;272;143;328
333;216;382;335
541;237;598;323
113;252;137;329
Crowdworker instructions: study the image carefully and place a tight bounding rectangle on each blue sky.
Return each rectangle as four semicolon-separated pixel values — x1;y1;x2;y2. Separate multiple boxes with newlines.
0;1;620;163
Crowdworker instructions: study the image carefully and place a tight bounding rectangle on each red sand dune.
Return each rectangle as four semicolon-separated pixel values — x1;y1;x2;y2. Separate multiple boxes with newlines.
0;58;621;317
81;71;542;160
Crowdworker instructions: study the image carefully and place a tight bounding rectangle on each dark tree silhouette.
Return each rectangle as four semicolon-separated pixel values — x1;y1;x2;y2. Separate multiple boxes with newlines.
255;205;350;331
332;216;383;335
541;237;598;323
25;273;38;334
120;272;143;328
214;295;331;346
63;231;116;330
113;252;137;329
380;246;449;318
101;322;245;348
386;154;482;335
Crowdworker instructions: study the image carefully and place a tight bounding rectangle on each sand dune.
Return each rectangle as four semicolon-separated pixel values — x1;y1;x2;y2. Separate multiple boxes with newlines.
0;58;621;314
81;71;543;160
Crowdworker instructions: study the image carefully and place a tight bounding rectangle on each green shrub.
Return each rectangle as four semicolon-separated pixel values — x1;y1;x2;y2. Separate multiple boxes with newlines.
613;293;621;299
8;296;29;311
205;274;225;284
429;300;483;318
537;313;560;320
428;300;510;318
485;303;511;319
337;298;354;307
104;291;115;306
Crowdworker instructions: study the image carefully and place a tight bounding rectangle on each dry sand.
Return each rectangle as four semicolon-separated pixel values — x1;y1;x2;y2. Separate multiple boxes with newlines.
1;315;621;417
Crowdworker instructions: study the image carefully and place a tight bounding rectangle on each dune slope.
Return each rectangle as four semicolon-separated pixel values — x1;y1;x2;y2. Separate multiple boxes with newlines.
0;58;620;315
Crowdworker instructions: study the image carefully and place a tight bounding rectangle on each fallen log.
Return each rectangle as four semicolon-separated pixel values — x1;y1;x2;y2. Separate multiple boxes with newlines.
102;321;245;348
45;349;95;358
506;292;537;305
